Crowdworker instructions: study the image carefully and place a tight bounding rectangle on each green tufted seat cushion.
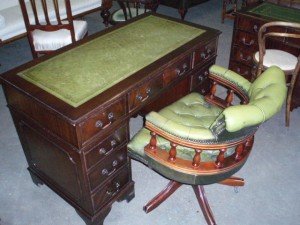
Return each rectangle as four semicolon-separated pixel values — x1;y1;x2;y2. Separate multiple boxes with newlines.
128;93;236;163
128;65;287;165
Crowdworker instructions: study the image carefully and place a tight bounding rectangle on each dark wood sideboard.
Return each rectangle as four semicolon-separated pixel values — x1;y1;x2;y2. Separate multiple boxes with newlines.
229;3;300;111
0;14;220;225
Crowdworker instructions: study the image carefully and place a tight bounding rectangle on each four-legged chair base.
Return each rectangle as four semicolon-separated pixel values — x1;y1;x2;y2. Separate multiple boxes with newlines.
143;177;245;225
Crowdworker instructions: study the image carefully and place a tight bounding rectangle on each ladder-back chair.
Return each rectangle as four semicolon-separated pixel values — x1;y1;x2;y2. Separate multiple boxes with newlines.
110;0;159;24
19;0;88;58
253;21;300;126
128;65;287;225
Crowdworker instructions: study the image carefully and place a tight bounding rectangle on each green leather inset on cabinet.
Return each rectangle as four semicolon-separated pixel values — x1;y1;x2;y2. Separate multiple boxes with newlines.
249;2;300;23
18;15;205;107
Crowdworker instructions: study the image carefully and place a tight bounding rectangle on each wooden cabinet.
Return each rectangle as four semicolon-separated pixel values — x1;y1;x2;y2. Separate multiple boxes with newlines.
229;7;300;110
1;14;220;225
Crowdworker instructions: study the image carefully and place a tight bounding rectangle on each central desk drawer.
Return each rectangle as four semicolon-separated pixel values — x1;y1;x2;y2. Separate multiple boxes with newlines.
80;98;126;143
128;76;163;112
193;39;217;67
85;125;128;170
163;56;191;86
88;146;127;191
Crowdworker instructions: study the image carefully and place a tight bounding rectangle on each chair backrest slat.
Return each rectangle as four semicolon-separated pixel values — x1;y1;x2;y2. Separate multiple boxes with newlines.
41;0;51;25
29;0;40;25
115;0;159;22
53;0;62;25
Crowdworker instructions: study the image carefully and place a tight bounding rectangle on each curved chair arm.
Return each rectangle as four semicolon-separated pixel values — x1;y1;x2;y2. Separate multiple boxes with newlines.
207;65;251;104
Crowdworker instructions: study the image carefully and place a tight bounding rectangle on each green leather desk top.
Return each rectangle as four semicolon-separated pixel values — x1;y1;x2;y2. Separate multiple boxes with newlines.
249;2;300;23
18;15;205;107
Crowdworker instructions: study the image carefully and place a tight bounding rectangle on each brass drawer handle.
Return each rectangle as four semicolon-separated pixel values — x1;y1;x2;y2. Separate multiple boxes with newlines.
99;138;118;155
101;160;118;176
239;53;251;62
136;88;151;102
95;112;114;129
236;67;249;76
175;63;188;76
106;181;121;196
242;38;254;46
253;24;259;33
198;71;208;82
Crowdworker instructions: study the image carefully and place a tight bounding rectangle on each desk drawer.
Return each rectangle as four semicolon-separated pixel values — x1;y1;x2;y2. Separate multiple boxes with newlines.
128;76;163;112
88;146;127;191
163;56;191;86
193;39;217;67
80;98;126;143
85;125;128;170
92;165;130;211
233;30;257;49
231;46;255;67
236;16;263;34
190;62;212;93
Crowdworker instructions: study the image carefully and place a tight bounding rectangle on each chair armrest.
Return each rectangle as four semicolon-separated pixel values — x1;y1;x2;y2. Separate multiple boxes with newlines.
209;65;251;99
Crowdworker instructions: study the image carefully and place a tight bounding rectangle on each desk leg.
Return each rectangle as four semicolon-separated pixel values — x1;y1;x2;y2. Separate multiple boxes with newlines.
77;207;112;225
100;0;112;27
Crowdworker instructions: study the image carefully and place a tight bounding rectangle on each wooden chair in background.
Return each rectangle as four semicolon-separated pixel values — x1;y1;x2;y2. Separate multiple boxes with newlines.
128;65;287;225
110;0;159;24
19;0;88;58
253;21;300;127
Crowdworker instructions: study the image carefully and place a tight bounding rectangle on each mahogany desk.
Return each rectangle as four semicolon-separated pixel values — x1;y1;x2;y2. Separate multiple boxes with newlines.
0;14;220;225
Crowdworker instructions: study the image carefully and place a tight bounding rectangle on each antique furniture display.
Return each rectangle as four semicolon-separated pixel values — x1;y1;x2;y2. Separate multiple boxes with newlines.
0;14;221;225
128;65;287;225
229;2;300;112
110;0;159;24
19;0;88;58
253;21;300;126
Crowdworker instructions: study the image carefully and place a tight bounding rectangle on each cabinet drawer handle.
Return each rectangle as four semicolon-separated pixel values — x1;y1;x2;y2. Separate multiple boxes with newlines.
236;68;249;76
106;181;121;196
175;63;188;76
242;38;254;46
136;88;151;102
201;52;210;60
239;53;251;62
253;24;259;33
101;160;118;176
99;145;115;156
102;167;116;176
198;71;208;82
95;112;114;129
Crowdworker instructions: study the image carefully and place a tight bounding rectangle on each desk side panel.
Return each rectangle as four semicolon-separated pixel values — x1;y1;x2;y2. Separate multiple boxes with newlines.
3;84;80;147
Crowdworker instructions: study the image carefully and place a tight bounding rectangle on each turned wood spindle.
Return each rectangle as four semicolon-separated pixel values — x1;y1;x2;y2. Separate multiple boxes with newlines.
192;149;202;167
209;81;217;99
235;143;244;161
226;89;234;106
149;132;157;150
245;135;254;149
216;148;227;168
168;142;177;161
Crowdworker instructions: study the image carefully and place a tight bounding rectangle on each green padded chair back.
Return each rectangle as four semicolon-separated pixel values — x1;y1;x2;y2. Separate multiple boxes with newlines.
221;66;287;132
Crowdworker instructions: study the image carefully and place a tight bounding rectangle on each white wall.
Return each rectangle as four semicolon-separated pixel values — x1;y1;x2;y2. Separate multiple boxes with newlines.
0;0;29;11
